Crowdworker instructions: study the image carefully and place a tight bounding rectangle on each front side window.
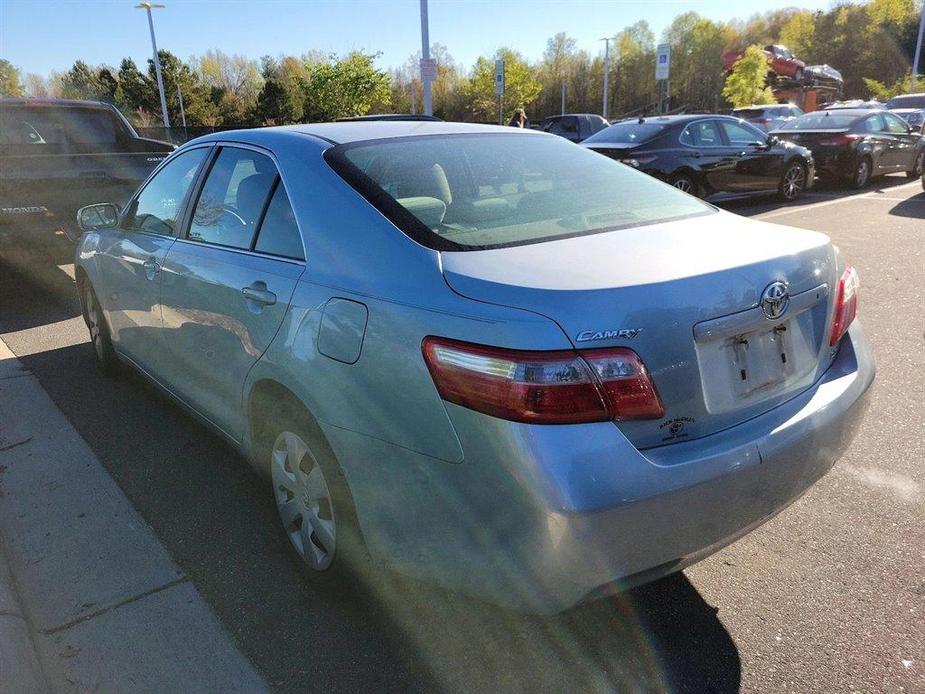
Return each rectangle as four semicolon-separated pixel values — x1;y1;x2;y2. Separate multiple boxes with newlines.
328;133;713;251
721;121;766;145
125;148;208;236
188;147;277;250
882;113;909;134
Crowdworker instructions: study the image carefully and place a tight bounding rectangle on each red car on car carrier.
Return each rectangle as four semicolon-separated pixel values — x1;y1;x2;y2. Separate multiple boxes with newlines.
723;45;806;82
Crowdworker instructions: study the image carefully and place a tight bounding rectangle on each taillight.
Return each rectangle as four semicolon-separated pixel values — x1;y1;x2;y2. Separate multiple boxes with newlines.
421;337;664;424
819;134;860;147
829;265;859;346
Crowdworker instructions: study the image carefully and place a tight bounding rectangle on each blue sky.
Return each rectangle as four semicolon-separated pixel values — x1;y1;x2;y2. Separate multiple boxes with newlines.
1;0;833;77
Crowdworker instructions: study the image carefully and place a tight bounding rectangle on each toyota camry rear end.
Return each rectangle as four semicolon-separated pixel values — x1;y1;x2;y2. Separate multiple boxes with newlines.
279;125;876;613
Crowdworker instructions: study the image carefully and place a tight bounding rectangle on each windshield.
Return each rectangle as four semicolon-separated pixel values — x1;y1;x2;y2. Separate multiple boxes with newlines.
734;108;770;119
779;112;857;130
886;95;925;109
329;133;713;251
583;121;668;145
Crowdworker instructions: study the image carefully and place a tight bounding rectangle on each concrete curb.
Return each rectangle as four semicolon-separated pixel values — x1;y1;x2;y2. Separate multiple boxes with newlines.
0;543;49;694
0;336;271;693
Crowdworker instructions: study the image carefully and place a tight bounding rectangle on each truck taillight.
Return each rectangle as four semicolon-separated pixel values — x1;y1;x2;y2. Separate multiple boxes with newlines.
422;338;664;424
830;266;859;346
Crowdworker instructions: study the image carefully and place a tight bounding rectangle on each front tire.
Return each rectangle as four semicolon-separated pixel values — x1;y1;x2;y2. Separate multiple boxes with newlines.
906;151;924;179
849;156;872;189
778;162;807;201
81;282;119;374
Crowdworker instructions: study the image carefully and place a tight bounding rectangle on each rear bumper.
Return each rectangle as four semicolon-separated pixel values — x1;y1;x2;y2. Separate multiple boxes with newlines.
326;322;874;613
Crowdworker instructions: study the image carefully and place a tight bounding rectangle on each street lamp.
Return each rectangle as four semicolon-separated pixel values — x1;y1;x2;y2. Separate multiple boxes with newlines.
135;2;170;129
600;37;611;120
913;2;925;92
420;0;433;117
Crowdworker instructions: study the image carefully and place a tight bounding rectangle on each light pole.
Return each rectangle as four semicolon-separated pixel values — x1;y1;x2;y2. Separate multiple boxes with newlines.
420;0;433;117
600;37;611;119
135;2;170;129
913;2;925;92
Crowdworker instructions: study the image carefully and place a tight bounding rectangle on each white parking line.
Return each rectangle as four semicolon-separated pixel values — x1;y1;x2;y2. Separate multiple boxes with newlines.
757;181;922;220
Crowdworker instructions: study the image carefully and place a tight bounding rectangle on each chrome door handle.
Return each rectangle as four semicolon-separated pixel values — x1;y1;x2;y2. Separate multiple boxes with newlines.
143;258;160;280
241;285;277;306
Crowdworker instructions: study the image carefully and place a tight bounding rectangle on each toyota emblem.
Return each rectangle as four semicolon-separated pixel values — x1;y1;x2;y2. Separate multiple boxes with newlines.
760;281;790;320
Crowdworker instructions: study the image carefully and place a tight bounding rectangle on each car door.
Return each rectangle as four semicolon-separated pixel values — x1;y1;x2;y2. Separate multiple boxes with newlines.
859;113;894;171
157;144;305;438
93;146;210;374
881;112;917;169
719;119;782;191
678;119;733;191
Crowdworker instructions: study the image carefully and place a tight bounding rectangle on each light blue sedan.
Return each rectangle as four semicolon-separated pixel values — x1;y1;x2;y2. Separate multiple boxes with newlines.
74;122;874;613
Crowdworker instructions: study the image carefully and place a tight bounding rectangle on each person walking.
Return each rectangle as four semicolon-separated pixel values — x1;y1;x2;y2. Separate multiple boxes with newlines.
508;108;527;128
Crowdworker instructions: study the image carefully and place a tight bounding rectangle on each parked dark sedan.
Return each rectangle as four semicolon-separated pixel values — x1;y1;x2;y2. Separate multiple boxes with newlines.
772;109;925;188
582;115;814;201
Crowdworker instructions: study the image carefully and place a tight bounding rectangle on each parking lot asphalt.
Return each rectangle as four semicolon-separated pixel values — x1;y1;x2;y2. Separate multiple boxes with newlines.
0;174;922;693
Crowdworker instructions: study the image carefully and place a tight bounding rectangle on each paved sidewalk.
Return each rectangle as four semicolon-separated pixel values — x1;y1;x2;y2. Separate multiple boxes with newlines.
0;338;270;693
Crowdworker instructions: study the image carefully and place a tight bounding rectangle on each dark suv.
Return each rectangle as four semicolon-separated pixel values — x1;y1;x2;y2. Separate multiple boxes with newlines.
538;113;609;143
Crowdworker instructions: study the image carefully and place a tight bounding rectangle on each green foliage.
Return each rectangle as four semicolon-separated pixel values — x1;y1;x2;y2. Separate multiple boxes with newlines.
302;52;391;121
864;74;925;100
464;48;542;122
0;58;24;97
723;45;776;107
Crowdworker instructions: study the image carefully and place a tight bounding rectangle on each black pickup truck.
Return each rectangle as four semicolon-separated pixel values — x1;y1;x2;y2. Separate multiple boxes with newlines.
0;98;174;239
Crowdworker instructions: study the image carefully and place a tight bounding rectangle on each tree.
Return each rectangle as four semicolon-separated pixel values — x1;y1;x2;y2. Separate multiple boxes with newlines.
464;48;541;122
723;45;775;107
0;59;24;97
256;56;305;124
301;52;391;121
778;10;816;59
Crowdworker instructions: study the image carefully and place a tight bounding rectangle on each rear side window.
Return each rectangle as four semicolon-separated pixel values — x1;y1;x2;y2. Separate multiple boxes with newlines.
188;148;277;250
125;148;208;236
254;183;304;260
862;114;885;133
681;121;723;147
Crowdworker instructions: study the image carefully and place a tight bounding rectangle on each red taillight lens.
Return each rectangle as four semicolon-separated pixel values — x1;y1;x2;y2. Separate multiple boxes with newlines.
829;265;859;346
421;338;664;424
819;134;860;147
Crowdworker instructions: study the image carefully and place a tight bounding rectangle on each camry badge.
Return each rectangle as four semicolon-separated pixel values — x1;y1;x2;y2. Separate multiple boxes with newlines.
760;281;790;320
576;328;642;342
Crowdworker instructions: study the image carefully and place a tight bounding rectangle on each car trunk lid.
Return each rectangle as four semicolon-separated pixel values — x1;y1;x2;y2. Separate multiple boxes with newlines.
440;210;837;449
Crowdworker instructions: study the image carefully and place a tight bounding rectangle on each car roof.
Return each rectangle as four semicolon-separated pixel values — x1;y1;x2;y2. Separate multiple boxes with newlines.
0;97;115;110
191;121;545;146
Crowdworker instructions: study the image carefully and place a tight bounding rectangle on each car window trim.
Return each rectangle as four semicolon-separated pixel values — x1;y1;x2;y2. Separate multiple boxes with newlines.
120;143;214;240
176;141;308;263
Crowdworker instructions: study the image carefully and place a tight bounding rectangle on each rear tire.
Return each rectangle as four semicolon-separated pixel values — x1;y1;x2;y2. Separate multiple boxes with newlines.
907;151;924;179
669;173;700;197
848;156;872;189
778;162;807;201
263;406;371;584
81;282;119;375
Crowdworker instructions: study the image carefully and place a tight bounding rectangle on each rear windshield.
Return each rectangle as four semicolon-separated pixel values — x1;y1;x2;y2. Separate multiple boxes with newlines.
779;112;857;130
733;108;769;119
582;121;668;145
327;133;712;251
885;95;925;109
0;105;119;145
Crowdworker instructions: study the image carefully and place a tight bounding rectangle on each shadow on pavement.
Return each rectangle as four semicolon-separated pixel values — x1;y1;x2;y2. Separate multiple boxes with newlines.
888;191;925;219
0;245;81;333
9;338;741;693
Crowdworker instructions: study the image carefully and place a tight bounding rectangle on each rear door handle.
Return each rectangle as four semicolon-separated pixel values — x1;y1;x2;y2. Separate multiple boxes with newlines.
241;284;277;306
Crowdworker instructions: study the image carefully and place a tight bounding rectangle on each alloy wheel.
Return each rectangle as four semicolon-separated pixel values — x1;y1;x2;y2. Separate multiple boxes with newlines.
673;178;693;193
271;431;336;571
855;160;870;188
915;152;924;177
782;165;806;200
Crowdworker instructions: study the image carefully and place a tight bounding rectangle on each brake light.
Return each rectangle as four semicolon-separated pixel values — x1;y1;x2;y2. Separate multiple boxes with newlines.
829;266;859;346
819;134;860;147
422;338;664;424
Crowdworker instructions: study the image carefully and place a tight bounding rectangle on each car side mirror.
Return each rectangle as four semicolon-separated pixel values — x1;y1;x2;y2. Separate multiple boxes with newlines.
77;203;120;232
766;135;780;146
